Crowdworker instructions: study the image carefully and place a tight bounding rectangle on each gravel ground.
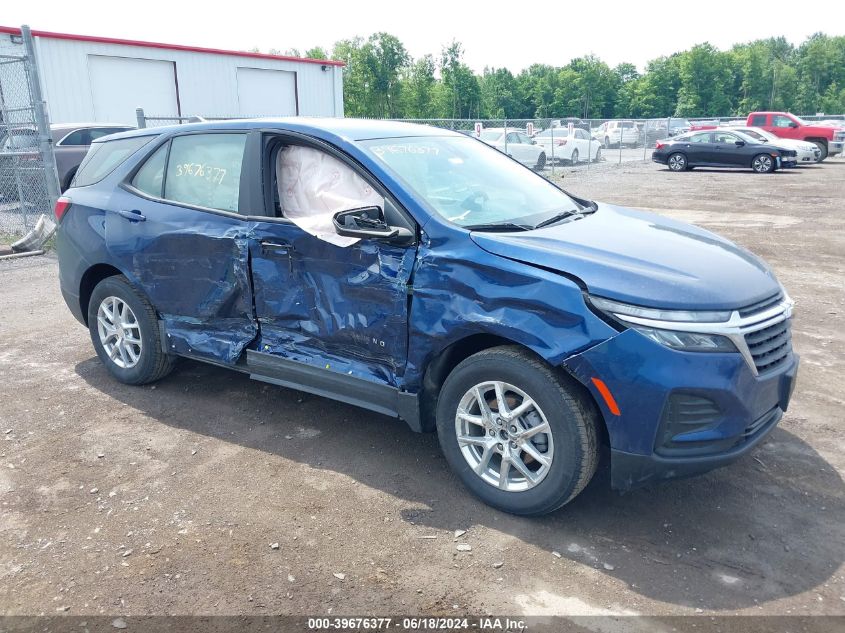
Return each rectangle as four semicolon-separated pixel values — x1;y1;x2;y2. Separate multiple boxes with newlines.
1;158;844;620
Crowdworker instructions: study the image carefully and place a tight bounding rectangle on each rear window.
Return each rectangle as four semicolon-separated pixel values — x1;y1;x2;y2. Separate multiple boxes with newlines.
749;114;767;126
73;136;154;187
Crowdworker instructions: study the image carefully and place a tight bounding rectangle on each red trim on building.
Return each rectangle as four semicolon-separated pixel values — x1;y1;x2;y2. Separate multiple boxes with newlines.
0;25;344;67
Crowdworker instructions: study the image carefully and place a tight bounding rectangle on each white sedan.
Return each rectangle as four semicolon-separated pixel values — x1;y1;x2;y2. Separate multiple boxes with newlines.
533;127;602;164
727;126;821;164
478;129;547;170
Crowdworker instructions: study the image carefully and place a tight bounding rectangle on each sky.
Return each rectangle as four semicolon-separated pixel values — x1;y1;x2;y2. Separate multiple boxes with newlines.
4;0;845;73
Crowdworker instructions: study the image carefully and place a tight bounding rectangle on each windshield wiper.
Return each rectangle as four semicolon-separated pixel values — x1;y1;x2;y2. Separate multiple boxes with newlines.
533;209;583;229
464;222;532;232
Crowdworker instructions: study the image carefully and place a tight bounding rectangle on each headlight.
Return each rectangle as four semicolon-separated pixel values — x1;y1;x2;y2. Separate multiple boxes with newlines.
589;295;737;353
626;325;737;352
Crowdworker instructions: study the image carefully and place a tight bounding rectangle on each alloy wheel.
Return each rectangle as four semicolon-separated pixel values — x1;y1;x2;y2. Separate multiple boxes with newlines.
96;296;143;369
668;154;686;171
753;155;773;173
454;381;554;492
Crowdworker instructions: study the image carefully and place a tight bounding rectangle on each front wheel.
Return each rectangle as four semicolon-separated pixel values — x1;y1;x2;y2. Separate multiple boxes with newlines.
570;149;579;165
667;152;687;171
751;153;775;173
811;141;828;161
88;275;176;385
594;147;602;163
436;347;599;516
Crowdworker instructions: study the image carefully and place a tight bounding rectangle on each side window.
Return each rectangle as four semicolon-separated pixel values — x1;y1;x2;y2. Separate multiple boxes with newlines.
276;144;385;247
772;115;793;128
713;132;737;143
689;133;712;143
59;129;89;146
749;114;767;126
131;142;169;198
163;133;247;213
73;136;154;187
517;132;532;144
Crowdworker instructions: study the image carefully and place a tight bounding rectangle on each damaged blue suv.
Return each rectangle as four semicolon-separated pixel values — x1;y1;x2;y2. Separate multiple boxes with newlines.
56;119;798;515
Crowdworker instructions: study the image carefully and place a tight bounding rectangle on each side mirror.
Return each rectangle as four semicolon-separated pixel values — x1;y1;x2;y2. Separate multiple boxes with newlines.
735;140;746;146
333;207;412;240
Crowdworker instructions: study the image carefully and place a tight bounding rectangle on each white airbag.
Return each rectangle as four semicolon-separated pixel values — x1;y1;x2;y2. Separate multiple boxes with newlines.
277;146;384;247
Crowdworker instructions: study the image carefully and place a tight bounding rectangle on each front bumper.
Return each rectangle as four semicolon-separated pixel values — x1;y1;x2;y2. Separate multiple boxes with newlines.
563;328;799;491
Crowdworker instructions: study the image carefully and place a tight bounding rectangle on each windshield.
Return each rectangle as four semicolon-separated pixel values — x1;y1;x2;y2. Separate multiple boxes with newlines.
361;136;581;228
791;114;808;126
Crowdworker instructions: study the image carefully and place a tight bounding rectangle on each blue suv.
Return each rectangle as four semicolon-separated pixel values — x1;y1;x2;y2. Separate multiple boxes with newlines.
56;119;799;515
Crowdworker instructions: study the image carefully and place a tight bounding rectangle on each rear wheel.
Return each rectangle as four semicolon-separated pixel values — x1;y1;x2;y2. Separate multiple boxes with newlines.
436;346;599;516
811;140;828;162
88;275;176;385
570;149;579;165
594;147;602;163
534;152;546;171
751;153;775;173
667;152;687;171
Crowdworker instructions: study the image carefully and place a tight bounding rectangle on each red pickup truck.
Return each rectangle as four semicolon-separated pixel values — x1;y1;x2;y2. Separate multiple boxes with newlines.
746;112;844;161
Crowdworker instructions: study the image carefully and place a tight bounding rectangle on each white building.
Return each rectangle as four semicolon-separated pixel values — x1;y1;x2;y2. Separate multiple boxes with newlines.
0;25;344;125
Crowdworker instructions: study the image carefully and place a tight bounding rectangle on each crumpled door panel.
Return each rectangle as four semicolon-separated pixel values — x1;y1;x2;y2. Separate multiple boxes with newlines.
249;222;416;387
105;195;257;364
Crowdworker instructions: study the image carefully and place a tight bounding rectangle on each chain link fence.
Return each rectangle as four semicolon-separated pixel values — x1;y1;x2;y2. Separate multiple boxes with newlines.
0;26;60;238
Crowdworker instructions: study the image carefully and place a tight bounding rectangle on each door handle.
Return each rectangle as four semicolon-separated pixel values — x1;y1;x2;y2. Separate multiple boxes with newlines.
260;240;294;251
115;209;146;222
260;240;294;272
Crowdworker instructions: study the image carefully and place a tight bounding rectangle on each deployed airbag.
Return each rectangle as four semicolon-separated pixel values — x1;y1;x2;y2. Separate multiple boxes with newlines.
277;146;385;247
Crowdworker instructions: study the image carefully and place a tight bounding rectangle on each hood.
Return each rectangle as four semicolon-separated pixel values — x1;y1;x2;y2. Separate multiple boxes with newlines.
470;203;781;310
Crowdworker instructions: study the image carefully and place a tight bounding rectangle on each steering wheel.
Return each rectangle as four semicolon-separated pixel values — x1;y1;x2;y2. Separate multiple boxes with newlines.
460;189;490;213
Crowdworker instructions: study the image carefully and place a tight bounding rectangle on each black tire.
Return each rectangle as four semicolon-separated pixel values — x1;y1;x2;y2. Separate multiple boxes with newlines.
570;149;579;165
87;275;176;385
594;147;602;163
667;152;688;171
751;153;775;173
534;152;546;171
811;140;828;162
604;136;612;149
435;346;599;516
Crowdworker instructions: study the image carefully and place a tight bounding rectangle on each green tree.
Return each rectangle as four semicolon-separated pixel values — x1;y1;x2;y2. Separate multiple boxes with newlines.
400;55;437;118
438;41;481;118
304;47;329;60
675;43;734;116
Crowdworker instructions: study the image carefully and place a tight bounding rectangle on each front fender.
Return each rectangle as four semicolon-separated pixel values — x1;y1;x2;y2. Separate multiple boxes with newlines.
403;239;616;390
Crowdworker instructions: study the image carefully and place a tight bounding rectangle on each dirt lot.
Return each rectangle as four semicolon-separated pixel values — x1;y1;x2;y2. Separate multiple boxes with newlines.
1;158;844;621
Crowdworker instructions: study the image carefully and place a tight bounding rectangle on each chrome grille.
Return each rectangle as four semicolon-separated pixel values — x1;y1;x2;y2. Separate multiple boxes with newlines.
744;319;792;374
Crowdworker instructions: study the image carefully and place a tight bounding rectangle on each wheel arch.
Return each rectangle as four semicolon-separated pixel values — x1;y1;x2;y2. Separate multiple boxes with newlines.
805;136;828;147
417;333;609;447
78;263;127;326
